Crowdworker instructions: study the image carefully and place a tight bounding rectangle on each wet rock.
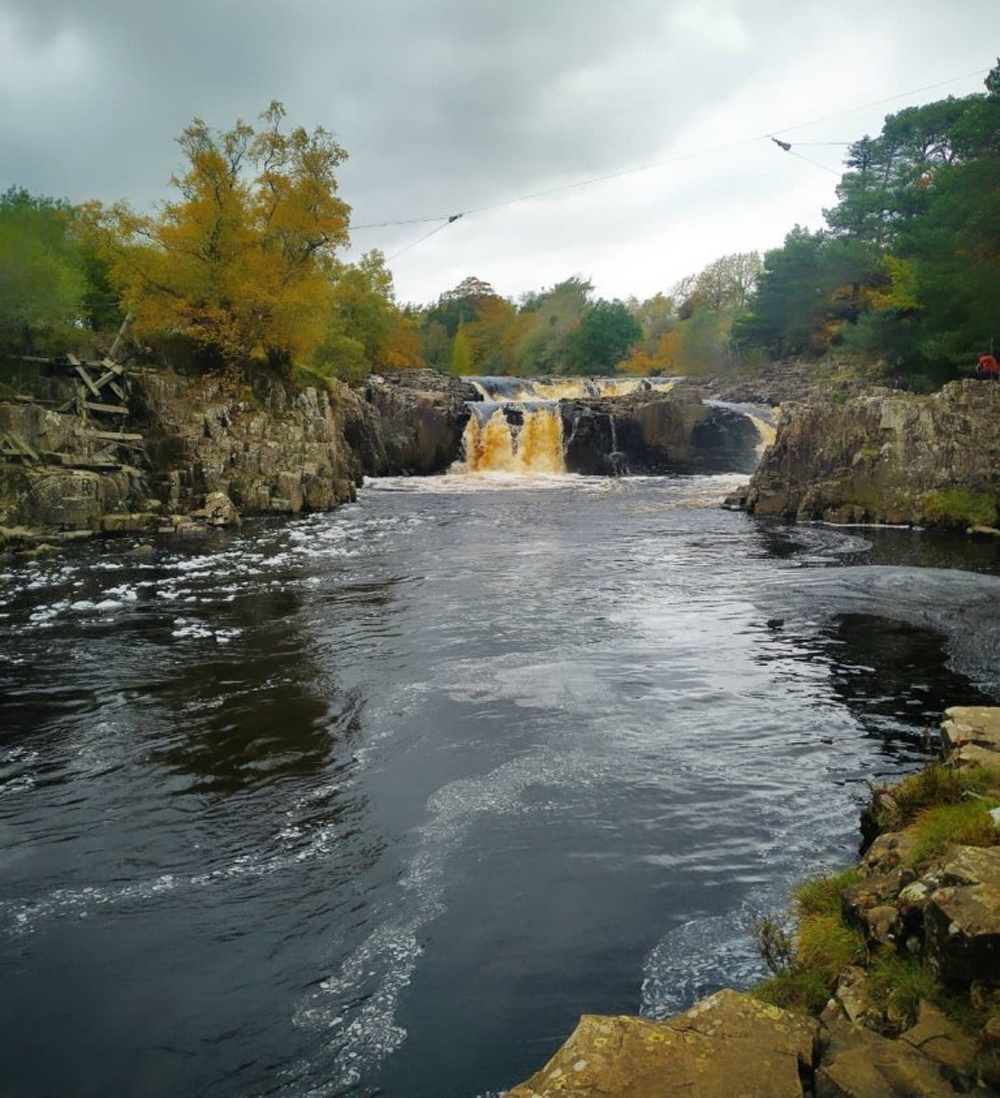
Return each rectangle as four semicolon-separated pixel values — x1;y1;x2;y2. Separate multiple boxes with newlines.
364;370;475;474
100;512;161;534
561;389;762;476
506;989;819;1097
202;492;240;527
923;846;1000;986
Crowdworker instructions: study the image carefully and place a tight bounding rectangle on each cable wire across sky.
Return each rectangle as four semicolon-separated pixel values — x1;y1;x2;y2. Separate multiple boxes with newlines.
351;65;990;260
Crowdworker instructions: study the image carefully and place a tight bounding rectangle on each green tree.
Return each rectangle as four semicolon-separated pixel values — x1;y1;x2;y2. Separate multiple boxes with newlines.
0;187;88;353
451;322;472;375
734;228;828;357
512;276;593;374
574;299;642;374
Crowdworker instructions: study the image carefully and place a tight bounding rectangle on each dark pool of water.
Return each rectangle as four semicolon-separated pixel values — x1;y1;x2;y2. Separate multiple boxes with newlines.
2;473;1000;1097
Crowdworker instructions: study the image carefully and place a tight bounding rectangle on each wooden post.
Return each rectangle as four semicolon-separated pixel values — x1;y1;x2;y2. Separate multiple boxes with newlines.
108;312;134;362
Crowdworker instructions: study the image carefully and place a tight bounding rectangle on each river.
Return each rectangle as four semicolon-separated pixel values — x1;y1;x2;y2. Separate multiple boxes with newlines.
3;472;1000;1096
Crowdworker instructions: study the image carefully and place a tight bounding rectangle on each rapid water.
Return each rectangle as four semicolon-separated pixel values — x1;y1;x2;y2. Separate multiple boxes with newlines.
3;474;1000;1097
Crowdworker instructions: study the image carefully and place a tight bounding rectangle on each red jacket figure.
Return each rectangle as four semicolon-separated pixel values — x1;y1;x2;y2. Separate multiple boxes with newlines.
977;353;999;378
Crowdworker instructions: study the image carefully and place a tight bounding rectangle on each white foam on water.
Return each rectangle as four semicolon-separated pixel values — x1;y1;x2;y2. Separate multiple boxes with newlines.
171;617;213;640
284;749;572;1093
1;792;358;938
0;747;40;796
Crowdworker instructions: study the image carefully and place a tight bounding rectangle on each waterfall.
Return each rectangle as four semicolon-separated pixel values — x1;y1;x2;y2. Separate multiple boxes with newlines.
705;400;778;458
454;376;679;476
466;376;676;402
458;401;565;474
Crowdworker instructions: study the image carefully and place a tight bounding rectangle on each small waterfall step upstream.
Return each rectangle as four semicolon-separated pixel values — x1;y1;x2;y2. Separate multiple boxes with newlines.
455;376;677;475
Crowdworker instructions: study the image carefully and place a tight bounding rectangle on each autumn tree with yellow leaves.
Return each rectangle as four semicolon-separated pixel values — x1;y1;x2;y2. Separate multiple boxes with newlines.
89;103;350;369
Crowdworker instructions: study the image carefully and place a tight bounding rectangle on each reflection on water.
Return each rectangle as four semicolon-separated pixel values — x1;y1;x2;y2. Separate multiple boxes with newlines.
1;475;999;1098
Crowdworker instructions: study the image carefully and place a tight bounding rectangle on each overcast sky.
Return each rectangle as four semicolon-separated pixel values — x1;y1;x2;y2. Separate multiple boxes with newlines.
2;0;997;304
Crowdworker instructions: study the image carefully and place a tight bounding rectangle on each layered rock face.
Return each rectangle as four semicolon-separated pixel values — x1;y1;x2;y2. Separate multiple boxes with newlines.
562;389;763;475
742;381;1000;528
0;400;142;536
132;370;366;517
0;368;377;539
364;370;477;474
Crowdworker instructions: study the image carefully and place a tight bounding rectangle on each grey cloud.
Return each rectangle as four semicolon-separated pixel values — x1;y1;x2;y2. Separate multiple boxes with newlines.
1;0;998;301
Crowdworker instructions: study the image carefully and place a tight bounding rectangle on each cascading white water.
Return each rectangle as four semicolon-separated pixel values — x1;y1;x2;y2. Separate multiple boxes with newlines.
465;376;676;401
456;376;677;475
458;401;566;474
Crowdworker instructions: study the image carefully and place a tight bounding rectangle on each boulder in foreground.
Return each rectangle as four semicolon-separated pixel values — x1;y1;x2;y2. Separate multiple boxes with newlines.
506;989;819;1098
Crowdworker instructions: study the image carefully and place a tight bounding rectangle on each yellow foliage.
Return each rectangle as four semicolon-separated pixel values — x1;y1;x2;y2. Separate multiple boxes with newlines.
87;103;350;367
866;255;922;313
382;315;425;368
618;331;681;375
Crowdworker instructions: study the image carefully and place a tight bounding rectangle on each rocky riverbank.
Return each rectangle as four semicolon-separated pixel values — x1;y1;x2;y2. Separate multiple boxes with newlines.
0;366;376;545
507;706;1000;1096
0;365;777;546
737;380;1000;533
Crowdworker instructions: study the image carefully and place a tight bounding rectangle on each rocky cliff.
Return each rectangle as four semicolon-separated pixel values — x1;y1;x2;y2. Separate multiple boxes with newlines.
133;370;367;517
0;366;377;541
741;381;1000;530
364;370;478;474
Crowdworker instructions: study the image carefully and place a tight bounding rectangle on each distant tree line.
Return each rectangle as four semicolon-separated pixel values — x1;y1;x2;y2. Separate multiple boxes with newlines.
1;63;997;387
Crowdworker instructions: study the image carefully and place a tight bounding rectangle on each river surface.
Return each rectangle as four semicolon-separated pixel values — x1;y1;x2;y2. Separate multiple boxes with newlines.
3;473;1000;1097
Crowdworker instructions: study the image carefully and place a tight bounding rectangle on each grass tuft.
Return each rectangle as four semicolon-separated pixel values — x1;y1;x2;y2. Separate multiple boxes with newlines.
753;969;831;1015
797;915;867;982
893;764;996;823
867;952;942;1033
795;869;862;919
908;799;1000;865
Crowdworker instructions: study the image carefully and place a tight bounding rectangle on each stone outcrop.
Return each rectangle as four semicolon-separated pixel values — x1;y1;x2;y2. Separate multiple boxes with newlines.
923;846;1000;986
0;400;142;536
0;367;377;541
507;990;819;1098
942;707;1000;754
817;1010;979;1097
741;381;1000;529
701;360;877;408
132;370;364;518
562;389;763;475
364;370;478;474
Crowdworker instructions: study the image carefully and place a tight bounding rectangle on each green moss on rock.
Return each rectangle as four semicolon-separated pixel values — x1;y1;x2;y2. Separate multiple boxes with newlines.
921;488;997;529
